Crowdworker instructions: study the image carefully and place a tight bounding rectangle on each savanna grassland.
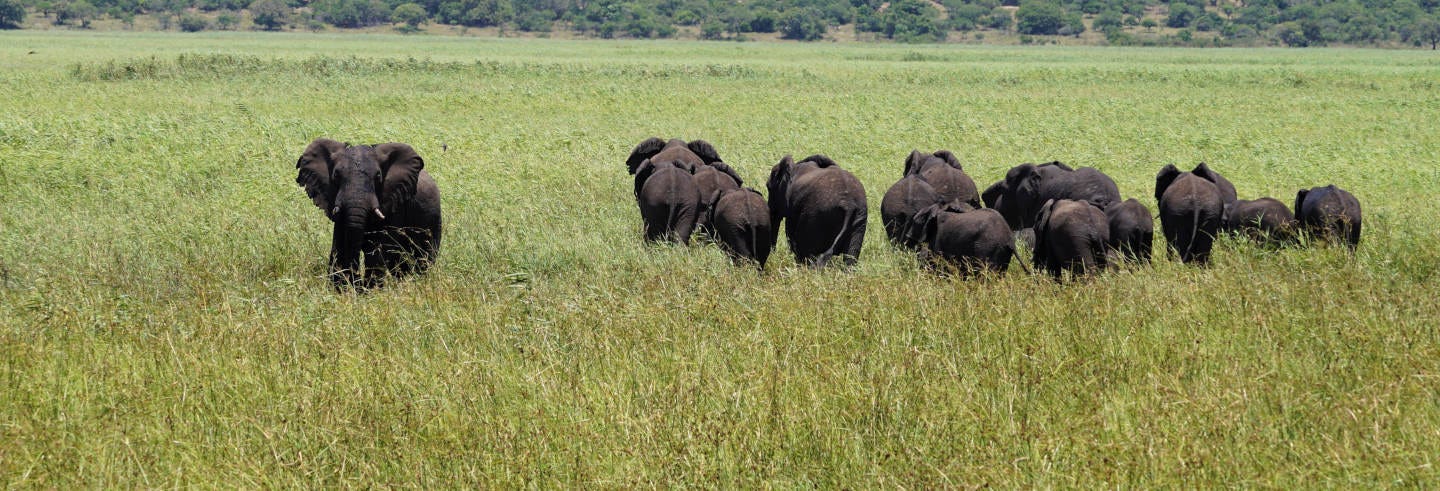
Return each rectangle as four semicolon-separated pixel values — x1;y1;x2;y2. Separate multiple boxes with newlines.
3;31;1440;486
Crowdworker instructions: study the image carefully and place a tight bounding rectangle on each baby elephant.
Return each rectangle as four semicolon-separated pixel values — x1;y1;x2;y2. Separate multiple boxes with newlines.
1295;185;1362;249
1104;198;1153;263
1033;199;1110;279
1223;197;1297;245
903;202;1015;277
705;188;774;269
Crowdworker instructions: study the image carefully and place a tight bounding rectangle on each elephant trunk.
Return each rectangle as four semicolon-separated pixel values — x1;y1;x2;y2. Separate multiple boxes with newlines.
329;207;372;287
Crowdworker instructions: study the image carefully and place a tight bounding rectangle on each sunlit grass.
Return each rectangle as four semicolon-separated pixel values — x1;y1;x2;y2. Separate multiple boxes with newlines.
2;31;1439;486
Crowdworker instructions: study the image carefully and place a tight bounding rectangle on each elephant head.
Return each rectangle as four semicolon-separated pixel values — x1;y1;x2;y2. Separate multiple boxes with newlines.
296;138;426;286
985;163;1045;229
626;137;722;175
1154;164;1183;203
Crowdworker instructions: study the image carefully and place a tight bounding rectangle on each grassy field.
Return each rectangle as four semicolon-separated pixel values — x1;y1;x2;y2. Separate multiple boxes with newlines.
3;31;1440;486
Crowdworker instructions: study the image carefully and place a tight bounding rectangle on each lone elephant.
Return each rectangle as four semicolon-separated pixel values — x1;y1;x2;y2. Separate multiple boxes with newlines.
768;154;868;268
1295;185;1362;249
294;138;442;290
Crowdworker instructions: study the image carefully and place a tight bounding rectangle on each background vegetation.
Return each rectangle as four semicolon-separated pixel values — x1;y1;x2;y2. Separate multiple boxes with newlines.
3;32;1440;486
5;0;1440;47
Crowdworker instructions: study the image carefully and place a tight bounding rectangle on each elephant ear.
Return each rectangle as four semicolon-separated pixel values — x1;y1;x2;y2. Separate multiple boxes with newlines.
1294;188;1309;218
709;161;744;187
633;159;657;199
1032;199;1058;263
1155;164;1182;203
375;143;425;210
902;203;941;249
626;137;666;175
800;154;838;168
934;150;963;171
295;138;346;215
687;140;723;165
767;155;794;244
1041;160;1074;171
704;188;725;224
981;180;1004;209
903;150;925;176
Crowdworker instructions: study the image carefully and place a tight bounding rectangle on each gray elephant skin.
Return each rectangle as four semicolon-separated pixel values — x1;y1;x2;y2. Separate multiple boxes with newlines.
880;149;979;247
705;187;774;268
1295;185;1362;249
881;175;940;247
1155;163;1225;265
294;138;442;290
626;137;723;244
1223;197;1297;245
982;161;1121;232
903;202;1014;277
1033;199;1110;278
768;154;868;268
691;161;743;239
1104;198;1154;263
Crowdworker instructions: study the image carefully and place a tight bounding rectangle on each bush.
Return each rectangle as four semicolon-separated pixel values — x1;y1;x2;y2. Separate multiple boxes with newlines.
216;10;238;29
178;12;208;31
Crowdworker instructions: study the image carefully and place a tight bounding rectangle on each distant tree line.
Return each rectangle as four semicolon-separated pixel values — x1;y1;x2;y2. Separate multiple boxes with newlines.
6;0;1440;48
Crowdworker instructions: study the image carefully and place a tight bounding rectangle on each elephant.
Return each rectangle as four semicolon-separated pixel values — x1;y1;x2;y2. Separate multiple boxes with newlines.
982;161;1121;232
1191;162;1238;205
901;202;1014;277
880;174;941;247
1104;198;1154;263
1295;185;1362;249
632;159;700;244
1032;199;1110;278
768;154;868;268
1223;197;1297;245
904;149;980;207
691;161;743;239
704;187;773;268
625;137;722;175
1155;164;1224;265
294;138;441;290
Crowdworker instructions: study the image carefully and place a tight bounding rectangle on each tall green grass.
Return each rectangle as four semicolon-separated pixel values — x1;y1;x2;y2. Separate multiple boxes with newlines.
2;31;1440;486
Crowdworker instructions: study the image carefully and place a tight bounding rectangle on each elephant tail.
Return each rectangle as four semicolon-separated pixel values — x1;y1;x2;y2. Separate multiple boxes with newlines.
818;207;859;268
1185;203;1202;261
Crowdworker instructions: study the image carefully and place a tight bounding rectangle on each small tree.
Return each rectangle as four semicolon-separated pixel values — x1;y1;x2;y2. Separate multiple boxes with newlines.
0;0;25;28
391;2;426;30
1140;18;1157;32
248;0;288;30
57;0;98;27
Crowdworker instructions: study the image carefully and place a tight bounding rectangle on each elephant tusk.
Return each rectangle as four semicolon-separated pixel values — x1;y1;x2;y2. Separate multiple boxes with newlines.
330;206;339;217
372;208;386;221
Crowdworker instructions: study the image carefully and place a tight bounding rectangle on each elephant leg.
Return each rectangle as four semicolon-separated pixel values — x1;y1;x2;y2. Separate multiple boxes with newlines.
840;216;867;268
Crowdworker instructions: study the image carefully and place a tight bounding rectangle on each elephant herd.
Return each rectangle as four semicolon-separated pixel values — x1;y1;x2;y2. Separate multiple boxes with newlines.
285;136;1362;290
622;136;1364;279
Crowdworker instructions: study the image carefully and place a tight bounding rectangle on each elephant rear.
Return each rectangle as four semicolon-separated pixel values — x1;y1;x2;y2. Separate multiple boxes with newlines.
1104;198;1153;263
786;169;867;268
1156;167;1224;265
1296;185;1362;250
711;188;773;268
926;207;1014;276
637;163;700;244
881;175;940;247
1224;197;1296;245
1034;199;1110;278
